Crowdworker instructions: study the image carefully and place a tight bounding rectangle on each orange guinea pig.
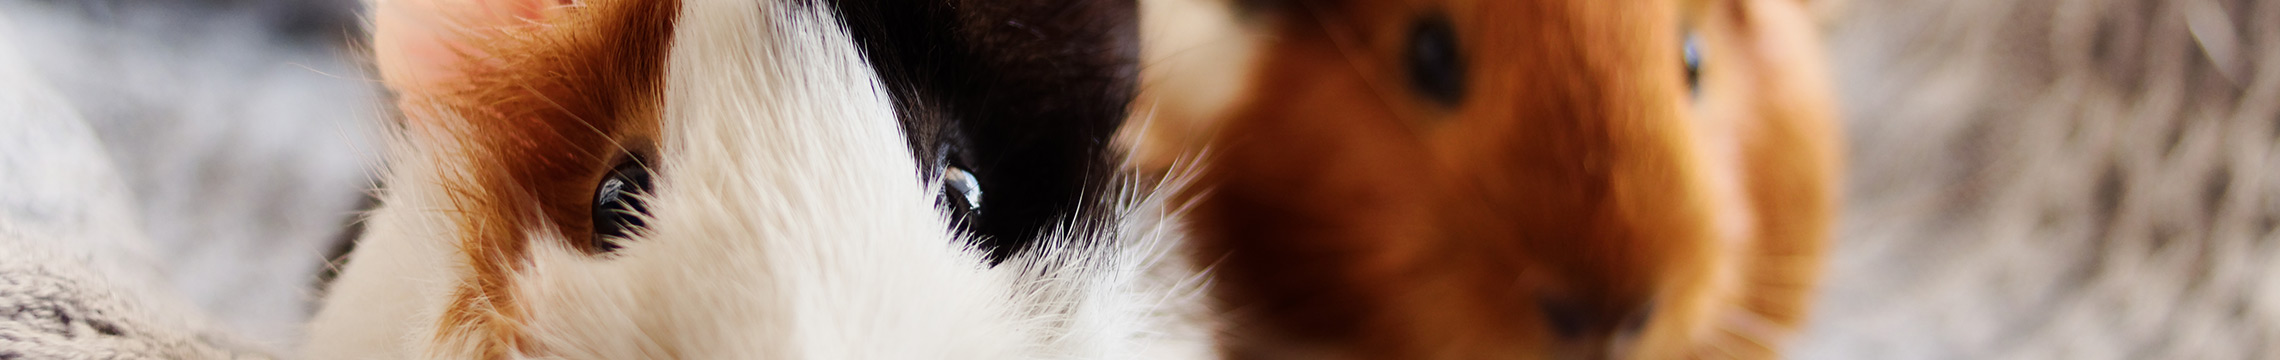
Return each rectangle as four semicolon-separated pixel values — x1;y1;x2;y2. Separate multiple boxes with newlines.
1126;0;1841;358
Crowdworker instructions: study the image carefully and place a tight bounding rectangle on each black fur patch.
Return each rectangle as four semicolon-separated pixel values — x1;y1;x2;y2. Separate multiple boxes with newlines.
821;0;1140;263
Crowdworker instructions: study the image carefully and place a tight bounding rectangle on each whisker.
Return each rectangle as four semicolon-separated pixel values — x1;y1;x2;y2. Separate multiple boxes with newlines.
510;81;637;164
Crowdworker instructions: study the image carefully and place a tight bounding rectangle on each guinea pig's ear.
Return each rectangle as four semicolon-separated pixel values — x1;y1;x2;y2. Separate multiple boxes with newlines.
371;0;563;102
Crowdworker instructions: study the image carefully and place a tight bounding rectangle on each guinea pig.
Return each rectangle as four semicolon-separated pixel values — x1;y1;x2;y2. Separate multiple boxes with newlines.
1125;0;1842;358
304;0;1211;358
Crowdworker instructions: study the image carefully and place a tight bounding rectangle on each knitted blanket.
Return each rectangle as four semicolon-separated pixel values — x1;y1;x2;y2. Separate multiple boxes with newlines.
0;235;273;359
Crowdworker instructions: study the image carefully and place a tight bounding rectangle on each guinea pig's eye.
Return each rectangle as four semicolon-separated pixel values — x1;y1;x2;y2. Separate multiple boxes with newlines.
938;165;984;221
1683;33;1703;94
1406;12;1465;106
591;157;654;253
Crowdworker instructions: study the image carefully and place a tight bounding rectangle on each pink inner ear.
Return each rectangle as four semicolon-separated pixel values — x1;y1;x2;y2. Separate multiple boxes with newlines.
373;0;564;103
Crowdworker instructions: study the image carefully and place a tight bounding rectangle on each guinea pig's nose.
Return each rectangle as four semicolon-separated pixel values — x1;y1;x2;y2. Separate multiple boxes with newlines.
1536;296;1594;339
1606;302;1654;358
1535;294;1657;345
1616;302;1654;336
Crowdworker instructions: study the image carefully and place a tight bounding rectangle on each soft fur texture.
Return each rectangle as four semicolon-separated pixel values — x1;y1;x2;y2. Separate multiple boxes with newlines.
1126;0;1840;358
307;0;1208;358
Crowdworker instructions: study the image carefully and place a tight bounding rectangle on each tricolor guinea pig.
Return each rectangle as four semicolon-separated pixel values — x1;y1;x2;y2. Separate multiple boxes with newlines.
306;0;1209;358
1127;0;1841;358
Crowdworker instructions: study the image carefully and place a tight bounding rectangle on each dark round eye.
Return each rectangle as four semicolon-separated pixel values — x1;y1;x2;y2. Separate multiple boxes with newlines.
1406;12;1465;106
591;157;653;253
1683;33;1703;94
938;165;984;222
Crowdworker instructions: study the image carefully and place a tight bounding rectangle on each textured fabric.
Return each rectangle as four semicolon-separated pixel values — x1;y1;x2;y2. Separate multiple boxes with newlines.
0;0;381;346
0;10;274;358
1799;0;2280;358
0;235;273;360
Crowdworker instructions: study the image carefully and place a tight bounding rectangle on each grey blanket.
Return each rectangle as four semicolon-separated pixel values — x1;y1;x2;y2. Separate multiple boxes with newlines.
0;11;271;357
0;0;379;349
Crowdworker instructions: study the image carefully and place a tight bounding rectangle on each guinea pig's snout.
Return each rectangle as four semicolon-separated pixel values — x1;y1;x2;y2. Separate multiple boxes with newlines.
1535;294;1656;359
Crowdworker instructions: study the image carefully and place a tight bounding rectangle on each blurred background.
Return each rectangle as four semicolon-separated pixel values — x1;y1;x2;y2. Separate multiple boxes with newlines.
1807;0;2279;358
1;0;2272;357
0;0;377;349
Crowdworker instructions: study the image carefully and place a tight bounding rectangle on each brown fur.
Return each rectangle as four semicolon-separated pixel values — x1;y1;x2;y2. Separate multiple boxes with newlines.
1131;0;1839;358
380;0;678;357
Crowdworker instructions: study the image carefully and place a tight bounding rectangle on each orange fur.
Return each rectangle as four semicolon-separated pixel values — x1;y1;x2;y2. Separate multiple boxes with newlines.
377;0;677;357
1131;0;1839;358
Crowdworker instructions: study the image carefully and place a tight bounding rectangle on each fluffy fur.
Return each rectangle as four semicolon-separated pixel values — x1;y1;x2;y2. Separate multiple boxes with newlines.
307;0;1207;358
1126;0;1839;358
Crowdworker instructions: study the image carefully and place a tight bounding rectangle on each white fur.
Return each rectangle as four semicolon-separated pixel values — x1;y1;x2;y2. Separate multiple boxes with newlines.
305;0;1211;358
